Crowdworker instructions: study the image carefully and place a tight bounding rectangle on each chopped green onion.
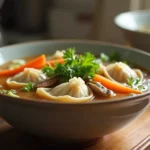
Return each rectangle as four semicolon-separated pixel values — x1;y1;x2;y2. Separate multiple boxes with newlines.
7;91;19;98
21;82;35;92
0;89;19;97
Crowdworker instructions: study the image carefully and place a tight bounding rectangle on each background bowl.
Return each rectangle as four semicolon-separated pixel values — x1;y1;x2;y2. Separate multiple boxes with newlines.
114;10;150;53
0;40;149;143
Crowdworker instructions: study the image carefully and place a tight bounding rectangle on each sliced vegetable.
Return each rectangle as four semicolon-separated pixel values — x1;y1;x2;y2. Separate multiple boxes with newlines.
21;82;35;92
46;58;64;67
93;74;141;94
0;55;46;76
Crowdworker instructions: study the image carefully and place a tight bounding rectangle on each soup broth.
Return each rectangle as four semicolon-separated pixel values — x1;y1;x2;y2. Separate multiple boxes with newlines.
0;49;149;103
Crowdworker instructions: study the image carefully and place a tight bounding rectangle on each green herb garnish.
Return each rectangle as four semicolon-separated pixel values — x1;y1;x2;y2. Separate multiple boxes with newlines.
127;78;142;86
21;82;35;92
127;77;147;92
109;52;121;62
42;48;99;82
7;91;19;98
42;65;54;77
99;52;122;63
100;53;109;62
100;52;132;66
0;89;19;97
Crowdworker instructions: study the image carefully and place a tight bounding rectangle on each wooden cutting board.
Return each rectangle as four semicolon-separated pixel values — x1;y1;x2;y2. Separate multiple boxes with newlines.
0;106;150;150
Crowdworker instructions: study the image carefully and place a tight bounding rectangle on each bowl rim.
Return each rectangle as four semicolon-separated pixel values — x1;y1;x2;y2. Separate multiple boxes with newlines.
0;39;149;106
114;9;150;35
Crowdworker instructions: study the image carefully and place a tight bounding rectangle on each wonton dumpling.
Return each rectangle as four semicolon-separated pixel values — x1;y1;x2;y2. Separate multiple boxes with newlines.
7;68;47;88
102;62;143;83
36;77;93;103
46;50;65;61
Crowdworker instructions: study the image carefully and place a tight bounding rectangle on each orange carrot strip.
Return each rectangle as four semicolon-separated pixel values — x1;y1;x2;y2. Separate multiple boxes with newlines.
93;74;141;94
46;58;65;67
0;54;46;76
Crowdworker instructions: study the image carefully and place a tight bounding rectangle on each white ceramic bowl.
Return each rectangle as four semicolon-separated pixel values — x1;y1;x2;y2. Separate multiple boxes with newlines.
114;10;150;52
0;40;149;143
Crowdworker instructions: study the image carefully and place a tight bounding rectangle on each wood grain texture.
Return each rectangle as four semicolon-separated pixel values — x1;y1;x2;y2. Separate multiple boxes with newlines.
132;135;150;150
0;106;150;150
87;106;150;150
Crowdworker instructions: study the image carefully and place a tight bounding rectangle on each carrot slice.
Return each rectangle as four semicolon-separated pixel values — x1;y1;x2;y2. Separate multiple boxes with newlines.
46;58;64;67
0;54;46;76
93;74;141;94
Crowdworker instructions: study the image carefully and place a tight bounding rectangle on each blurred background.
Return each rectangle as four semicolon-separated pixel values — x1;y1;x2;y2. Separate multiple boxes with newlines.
0;0;149;46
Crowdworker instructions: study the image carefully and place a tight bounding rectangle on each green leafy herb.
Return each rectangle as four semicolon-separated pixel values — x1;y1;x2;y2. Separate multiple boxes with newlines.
21;82;35;92
42;65;54;77
42;48;99;82
100;53;109;62
109;52;121;62
7;91;19;98
127;78;142;86
100;52;132;66
9;89;17;94
126;77;147;92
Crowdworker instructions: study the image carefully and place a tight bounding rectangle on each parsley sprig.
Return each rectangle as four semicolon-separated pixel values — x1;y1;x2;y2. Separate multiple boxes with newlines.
42;65;55;77
42;48;99;82
126;77;148;92
21;82;35;92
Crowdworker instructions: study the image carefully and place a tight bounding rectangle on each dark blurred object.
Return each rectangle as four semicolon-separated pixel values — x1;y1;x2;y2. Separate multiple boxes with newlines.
14;0;48;33
0;0;4;8
1;0;48;33
0;0;15;29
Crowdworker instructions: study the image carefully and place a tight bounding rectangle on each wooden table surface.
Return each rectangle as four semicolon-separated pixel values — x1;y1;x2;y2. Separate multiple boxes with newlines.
0;106;150;150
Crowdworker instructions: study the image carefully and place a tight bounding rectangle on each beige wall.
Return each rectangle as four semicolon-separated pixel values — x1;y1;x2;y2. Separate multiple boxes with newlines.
94;0;130;44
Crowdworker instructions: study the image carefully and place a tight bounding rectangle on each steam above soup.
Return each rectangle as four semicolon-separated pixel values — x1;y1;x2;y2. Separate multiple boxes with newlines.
0;48;149;103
